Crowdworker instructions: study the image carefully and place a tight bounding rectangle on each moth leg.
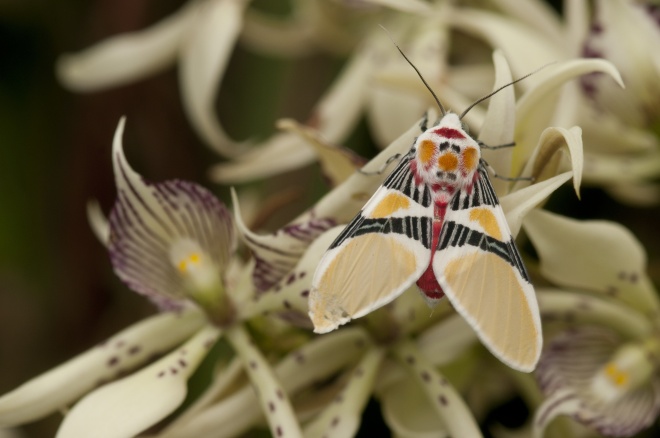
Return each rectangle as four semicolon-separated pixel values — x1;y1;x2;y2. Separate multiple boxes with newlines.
358;153;402;176
481;159;535;182
478;140;516;150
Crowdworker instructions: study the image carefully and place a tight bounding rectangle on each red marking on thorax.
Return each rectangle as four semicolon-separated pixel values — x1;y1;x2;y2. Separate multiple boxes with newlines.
433;127;465;139
415;203;447;300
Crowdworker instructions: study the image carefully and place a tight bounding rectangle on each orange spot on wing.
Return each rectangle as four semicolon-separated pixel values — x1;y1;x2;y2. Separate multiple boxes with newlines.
438;153;458;171
418;140;436;165
469;208;503;240
462;147;479;172
370;192;410;218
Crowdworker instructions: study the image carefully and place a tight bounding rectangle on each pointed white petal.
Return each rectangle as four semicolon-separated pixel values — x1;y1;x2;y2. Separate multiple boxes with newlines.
86;199;110;247
179;0;250;156
277;119;366;187
523;209;660;315
304;347;385;438
110;118;235;310
501;171;573;237
582;150;660;184
536;290;652;340
416;315;478;366
605;181;660;206
161;328;370;437
56;325;220;438
225;325;302;437
479;50;515;194
393;340;482;437
56;2;196;91
381;373;449;438
0;310;205;426
488;0;562;43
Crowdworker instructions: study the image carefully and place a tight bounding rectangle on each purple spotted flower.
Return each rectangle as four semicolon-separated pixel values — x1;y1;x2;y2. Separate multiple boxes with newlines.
524;210;660;437
108;117;236;324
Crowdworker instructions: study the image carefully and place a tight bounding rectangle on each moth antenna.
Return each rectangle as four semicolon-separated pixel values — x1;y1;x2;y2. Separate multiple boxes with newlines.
459;62;556;120
379;24;446;117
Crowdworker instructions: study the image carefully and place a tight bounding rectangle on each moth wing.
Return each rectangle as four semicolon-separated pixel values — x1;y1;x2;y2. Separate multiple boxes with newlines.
309;155;433;333
433;168;542;372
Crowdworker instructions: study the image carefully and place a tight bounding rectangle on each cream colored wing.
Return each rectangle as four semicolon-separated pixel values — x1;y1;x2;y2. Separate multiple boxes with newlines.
309;155;433;333
433;169;542;372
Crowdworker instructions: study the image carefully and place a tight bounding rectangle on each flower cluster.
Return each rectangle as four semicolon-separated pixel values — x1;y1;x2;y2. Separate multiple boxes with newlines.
1;1;659;437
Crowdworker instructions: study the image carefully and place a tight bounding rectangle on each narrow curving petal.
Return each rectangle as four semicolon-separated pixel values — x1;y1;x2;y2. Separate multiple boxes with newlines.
109;118;235;311
304;347;385;438
478;50;515;194
159;328;370;437
56;1;197;91
277;119;366;187
86;199;110;247
537;290;652;340
392;340;482;438
514;126;583;198
501;171;573;237
179;0;250;156
225;325;303;438
523;209;660;316
0;310;205;427
56;325;221;438
416;315;478;367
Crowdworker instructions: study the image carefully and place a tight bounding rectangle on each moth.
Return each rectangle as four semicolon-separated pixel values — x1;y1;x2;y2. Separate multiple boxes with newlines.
308;46;542;372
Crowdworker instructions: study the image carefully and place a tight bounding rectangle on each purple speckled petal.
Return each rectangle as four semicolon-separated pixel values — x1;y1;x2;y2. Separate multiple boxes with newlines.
534;327;660;437
108;118;235;309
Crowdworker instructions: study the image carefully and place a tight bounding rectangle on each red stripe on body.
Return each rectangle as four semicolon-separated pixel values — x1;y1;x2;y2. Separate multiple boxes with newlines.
415;203;446;299
433;127;465;139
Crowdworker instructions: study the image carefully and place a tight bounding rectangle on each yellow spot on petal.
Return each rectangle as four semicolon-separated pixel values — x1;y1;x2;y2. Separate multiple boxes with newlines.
438;153;458;171
605;363;629;387
469;208;502;240
178;260;188;272
370;193;410;218
189;253;201;264
462;147;479;172
418;140;436;165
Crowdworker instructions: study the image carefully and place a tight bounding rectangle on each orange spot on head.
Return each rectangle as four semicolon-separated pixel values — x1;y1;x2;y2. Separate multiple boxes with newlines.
438;153;458;172
462;147;479;172
418;140;436;166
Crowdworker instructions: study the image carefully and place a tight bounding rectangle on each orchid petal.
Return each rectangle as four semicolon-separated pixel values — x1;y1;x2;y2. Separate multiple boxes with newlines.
605;181;660;207
277;119;366;187
537;290;652;340
393;340;482;437
416;315;478;366
211;41;373;183
501;171;573;237
304;347;385;437
109;118;235;311
240;226;342;325
514;59;622;169
86;199;110;247
56;325;220;438
56;2;196;91
0;310;204;427
231;188;336;293
381;373;449;438
240;3;316;57
361;0;431;14
210;132;315;183
226;325;302;437
523;209;660;315
448;8;563;85
479;50;515;193
515;126;583;198
582;150;660;184
160;328;370;437
179;0;249;156
488;0;562;43
534;327;660;438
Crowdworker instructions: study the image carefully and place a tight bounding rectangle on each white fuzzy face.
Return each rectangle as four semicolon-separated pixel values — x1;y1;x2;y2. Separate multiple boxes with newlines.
412;113;481;195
